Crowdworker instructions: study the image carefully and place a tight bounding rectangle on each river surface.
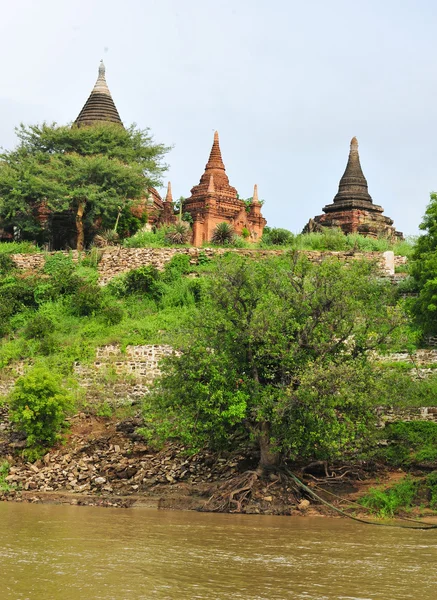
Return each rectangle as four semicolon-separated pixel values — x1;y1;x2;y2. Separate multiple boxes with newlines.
0;503;436;600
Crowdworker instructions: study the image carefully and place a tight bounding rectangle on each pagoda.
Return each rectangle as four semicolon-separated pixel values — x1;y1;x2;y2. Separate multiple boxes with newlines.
74;60;123;127
184;131;266;246
306;137;402;239
74;61;174;229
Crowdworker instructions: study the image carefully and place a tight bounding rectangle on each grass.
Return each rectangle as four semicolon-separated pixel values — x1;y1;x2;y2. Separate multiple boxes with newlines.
121;229;416;256
361;476;419;518
0;241;41;254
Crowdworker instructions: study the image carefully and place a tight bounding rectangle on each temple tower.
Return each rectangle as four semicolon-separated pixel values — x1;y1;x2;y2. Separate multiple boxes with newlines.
184;131;266;245
74;61;123;127
305;137;402;239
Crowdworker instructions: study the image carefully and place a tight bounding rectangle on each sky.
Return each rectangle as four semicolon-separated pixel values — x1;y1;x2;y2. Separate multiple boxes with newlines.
0;0;435;237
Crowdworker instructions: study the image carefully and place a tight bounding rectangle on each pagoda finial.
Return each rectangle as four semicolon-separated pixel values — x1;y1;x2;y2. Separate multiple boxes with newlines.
252;184;259;204
207;175;215;193
165;181;173;203
350;136;358;152
98;60;105;78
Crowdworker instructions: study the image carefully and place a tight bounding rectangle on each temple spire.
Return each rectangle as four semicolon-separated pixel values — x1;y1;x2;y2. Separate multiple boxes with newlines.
207;175;215;193
333;136;372;205
74;61;123;128
205;131;226;173
165;181;173;203
252;184;259;204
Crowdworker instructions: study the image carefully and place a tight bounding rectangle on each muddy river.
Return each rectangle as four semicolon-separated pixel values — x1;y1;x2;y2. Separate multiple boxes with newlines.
0;503;436;599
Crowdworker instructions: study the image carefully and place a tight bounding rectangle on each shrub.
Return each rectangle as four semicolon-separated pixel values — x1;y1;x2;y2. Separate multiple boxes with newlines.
9;367;73;449
164;223;190;245
162;254;191;282
0;461;15;492
211;222;235;245
100;304;124;325
361;477;418;517
262;227;294;246
378;421;437;466
71;283;103;316
43;253;76;278
124;265;161;298
23;314;55;340
0;275;40;313
0;254;16;275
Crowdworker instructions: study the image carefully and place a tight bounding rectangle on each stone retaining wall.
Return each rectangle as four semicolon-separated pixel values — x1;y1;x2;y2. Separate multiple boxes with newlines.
11;248;399;283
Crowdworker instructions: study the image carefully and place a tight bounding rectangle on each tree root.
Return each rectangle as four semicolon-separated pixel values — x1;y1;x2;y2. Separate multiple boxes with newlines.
200;469;302;513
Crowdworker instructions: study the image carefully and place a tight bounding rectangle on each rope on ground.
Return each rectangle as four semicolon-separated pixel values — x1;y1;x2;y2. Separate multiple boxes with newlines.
282;468;437;530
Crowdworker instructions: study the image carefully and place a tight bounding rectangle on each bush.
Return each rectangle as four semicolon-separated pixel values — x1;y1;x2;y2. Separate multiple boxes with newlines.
361;477;418;518
262;227;294;246
71;283;103;316
0;254;16;275
164;223;190;245
211;222;235;245
378;421;437;466
9;367;73;449
23;314;55;340
162;254;191;282
100;304;124;325
0;275;40;314
124;265;161;298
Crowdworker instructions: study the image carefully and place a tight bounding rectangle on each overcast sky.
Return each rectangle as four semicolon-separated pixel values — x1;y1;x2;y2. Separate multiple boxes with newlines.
0;0;435;236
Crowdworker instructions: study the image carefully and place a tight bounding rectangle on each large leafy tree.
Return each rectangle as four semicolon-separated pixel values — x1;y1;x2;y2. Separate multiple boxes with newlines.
409;192;437;336
0;122;169;250
143;254;405;473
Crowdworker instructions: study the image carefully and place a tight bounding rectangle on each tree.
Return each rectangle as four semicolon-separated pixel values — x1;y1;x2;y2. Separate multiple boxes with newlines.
409;192;437;336
9;367;73;451
143;254;405;473
0;122;169;250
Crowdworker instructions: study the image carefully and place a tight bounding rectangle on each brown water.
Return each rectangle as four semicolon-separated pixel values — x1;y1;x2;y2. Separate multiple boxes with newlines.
0;503;436;600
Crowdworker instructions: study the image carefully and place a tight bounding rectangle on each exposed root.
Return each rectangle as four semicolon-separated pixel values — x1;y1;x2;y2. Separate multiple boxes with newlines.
200;469;302;513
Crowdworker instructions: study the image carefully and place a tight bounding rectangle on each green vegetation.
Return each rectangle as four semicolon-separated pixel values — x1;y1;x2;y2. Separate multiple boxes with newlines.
123;226;414;255
0;122;169;250
408;192;437;337
361;476;419;518
9;367;73;456
377;422;437;466
0;461;14;493
141;254;406;471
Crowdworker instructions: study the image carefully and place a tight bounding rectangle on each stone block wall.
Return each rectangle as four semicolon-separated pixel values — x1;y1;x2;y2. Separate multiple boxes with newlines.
11;247;399;283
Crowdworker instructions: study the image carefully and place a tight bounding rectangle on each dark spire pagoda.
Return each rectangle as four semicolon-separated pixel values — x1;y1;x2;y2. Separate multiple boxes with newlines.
74;61;123;128
305;137;402;239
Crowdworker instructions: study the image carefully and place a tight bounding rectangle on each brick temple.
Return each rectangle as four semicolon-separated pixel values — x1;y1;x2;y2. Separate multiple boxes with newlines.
306;137;402;239
184;131;266;245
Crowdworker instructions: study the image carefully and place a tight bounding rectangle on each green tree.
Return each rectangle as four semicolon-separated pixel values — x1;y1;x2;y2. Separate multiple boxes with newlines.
409;192;437;336
143;254;405;473
0;122;169;250
9;367;73;450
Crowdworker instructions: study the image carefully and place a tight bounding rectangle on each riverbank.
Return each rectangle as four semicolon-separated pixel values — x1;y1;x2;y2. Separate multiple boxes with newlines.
0;410;413;516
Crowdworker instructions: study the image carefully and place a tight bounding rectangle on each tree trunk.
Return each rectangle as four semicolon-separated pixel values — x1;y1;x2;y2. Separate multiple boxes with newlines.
257;422;280;476
76;201;85;251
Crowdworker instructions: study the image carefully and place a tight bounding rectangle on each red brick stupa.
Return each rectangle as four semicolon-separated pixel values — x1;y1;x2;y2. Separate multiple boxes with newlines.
306;137;402;239
184;131;266;246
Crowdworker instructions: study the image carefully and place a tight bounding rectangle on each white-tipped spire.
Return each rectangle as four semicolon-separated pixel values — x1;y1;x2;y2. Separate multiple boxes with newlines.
92;60;111;96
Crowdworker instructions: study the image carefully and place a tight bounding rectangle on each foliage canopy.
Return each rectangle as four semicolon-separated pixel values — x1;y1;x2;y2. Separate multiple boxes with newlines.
0;122;169;250
143;254;406;470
